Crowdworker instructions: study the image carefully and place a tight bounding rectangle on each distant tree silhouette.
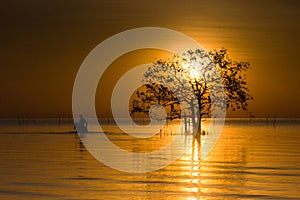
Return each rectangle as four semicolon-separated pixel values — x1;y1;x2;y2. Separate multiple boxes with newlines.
130;48;253;138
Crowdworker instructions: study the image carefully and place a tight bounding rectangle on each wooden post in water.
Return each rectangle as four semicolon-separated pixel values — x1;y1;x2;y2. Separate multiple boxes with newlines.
17;115;21;127
188;119;190;133
26;113;30;125
183;113;188;134
273;114;277;128
58;113;61;126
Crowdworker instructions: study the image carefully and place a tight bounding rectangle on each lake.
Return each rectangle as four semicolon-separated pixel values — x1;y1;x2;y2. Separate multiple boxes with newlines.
0;118;299;199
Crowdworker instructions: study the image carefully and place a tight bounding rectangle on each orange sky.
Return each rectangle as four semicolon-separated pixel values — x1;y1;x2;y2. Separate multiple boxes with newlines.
0;0;299;118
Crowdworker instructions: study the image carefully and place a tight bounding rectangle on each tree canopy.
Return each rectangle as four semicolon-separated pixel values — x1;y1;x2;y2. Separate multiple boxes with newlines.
130;48;253;137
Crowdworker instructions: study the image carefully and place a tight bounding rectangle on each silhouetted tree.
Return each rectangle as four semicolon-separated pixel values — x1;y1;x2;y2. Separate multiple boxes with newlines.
131;48;253;138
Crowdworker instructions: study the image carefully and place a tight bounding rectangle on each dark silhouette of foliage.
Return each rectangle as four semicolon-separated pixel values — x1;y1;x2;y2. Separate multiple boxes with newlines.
130;48;253;137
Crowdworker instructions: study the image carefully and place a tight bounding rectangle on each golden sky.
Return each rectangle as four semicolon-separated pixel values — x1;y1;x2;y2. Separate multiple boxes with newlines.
0;0;299;118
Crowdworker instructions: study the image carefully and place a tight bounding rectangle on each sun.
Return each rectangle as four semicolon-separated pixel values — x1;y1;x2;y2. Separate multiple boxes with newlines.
181;62;201;80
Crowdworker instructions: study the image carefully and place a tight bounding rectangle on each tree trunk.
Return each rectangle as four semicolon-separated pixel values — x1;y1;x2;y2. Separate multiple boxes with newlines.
194;97;202;139
183;113;188;134
189;100;202;138
195;116;201;138
190;102;197;136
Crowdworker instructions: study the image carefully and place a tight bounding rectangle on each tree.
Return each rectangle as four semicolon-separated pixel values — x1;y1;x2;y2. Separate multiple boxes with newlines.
130;48;253;138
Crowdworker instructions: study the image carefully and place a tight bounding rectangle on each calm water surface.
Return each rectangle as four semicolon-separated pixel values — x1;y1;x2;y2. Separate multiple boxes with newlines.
0;119;299;199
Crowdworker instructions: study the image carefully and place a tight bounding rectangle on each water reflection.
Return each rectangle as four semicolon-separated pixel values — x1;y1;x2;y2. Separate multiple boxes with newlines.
72;124;250;199
179;127;250;199
1;119;299;199
185;139;201;194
